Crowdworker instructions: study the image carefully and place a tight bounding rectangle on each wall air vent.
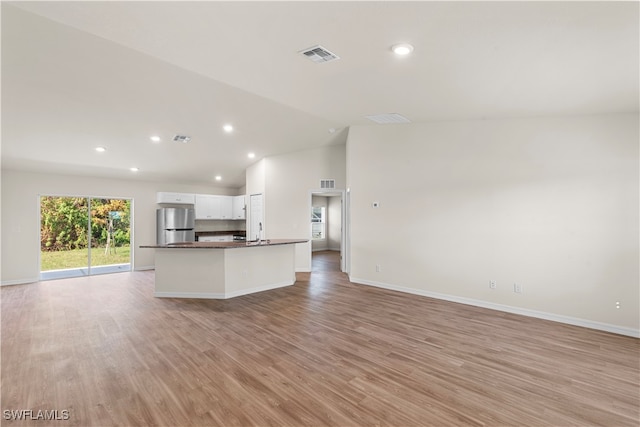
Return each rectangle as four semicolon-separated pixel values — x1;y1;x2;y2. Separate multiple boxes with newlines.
173;135;191;143
299;45;340;63
365;113;411;124
320;179;336;189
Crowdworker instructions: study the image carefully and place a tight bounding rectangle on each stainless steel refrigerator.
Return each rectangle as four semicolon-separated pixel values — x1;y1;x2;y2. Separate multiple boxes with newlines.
156;208;195;245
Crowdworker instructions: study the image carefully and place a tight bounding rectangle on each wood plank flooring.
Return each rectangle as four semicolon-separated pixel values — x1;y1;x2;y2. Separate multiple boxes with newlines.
2;250;638;426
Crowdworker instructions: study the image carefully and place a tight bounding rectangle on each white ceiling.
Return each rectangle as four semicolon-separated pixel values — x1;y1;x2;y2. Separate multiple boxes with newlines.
2;1;638;188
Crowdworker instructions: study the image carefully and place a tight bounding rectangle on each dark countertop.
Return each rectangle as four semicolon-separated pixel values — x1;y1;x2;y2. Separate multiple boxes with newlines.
140;239;307;249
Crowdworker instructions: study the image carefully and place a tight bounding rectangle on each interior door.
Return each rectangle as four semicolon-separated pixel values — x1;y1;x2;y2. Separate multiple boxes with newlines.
249;193;264;241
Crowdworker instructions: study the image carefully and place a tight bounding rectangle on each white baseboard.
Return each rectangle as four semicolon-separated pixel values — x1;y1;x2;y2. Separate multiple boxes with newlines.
350;277;640;338
225;280;294;299
155;291;225;299
296;268;311;273
1;277;39;286
154;280;294;300
2;269;153;286
312;247;341;252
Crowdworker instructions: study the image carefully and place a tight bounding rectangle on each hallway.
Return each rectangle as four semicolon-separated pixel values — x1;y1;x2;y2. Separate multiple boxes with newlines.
311;250;341;272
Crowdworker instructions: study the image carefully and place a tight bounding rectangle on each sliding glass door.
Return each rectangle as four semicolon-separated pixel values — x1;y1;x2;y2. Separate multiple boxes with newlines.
40;196;131;280
88;198;131;274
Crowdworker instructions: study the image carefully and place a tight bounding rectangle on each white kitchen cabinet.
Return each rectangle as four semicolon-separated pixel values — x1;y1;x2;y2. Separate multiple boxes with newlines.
157;192;195;205
198;234;234;242
232;195;246;220
196;195;233;219
219;196;233;219
195;194;220;219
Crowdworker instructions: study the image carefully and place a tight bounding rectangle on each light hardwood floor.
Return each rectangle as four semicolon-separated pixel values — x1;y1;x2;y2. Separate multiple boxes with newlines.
1;250;638;426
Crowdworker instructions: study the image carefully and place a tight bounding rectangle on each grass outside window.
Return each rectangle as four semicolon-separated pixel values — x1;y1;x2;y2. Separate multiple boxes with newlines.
41;246;131;271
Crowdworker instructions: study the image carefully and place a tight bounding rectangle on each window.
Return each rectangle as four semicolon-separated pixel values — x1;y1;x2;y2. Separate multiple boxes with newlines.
311;206;326;240
40;196;132;280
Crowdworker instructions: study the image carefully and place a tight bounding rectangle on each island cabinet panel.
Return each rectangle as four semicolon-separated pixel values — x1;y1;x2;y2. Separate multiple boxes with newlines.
154;249;226;296
157;192;195;205
151;243;298;299
224;245;295;295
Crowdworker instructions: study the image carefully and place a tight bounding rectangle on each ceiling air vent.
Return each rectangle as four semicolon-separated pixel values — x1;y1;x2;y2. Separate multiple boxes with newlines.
365;113;411;124
173;135;191;143
300;45;340;63
320;179;336;189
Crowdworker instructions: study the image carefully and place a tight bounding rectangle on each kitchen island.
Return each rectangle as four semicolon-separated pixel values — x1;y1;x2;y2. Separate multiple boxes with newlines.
140;239;307;299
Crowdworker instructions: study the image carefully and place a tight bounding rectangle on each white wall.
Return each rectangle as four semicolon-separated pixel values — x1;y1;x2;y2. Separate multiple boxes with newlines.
346;114;639;335
194;220;245;233
259;144;347;271
1;169;239;284
245;159;266;197
327;196;342;251
245;159;266;241
311;195;328;251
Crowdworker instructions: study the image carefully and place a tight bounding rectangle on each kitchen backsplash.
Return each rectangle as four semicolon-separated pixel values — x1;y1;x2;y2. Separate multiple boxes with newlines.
194;220;246;232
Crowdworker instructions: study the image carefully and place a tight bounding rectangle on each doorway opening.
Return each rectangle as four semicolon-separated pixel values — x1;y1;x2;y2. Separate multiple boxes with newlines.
39;196;132;280
309;190;347;273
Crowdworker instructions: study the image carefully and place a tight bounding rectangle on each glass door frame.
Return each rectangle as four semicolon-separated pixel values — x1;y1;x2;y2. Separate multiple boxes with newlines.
38;193;134;280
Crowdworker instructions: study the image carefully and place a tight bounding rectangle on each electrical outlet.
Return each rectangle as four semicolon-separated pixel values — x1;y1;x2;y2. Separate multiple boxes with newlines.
489;280;497;289
375;264;381;273
616;301;621;309
514;283;523;293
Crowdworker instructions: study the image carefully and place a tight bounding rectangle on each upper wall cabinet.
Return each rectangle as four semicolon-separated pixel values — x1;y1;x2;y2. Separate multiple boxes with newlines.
195;194;221;220
195;195;234;220
219;196;233;219
232;195;246;220
156;192;195;205
160;192;244;220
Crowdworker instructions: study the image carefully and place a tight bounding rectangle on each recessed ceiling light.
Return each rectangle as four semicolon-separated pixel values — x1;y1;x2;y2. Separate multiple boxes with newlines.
130;167;139;172
95;146;106;152
248;152;255;159
215;175;222;181
150;136;161;142
391;43;414;55
223;124;233;133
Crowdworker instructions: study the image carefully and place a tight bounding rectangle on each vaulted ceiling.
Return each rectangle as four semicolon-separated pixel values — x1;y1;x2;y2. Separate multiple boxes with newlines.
2;1;638;188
